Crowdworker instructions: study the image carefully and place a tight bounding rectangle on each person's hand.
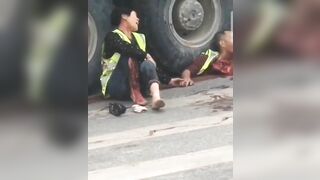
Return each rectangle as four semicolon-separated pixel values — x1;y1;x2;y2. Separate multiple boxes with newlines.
147;58;156;67
180;69;194;87
180;77;194;87
168;78;185;87
146;53;156;67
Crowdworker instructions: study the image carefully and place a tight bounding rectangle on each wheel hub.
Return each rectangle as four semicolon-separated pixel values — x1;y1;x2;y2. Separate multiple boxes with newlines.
176;0;204;31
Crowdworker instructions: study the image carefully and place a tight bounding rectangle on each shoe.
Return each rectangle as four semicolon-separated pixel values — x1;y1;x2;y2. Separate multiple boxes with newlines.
109;103;126;116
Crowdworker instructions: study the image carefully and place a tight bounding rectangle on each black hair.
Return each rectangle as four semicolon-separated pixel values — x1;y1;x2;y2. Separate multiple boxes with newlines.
111;7;134;26
212;31;226;51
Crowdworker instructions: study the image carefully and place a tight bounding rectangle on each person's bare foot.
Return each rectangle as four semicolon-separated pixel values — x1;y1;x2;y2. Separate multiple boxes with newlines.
152;99;165;110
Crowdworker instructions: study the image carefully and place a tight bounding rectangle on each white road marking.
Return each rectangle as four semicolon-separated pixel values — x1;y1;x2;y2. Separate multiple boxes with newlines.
88;145;233;180
89;112;233;150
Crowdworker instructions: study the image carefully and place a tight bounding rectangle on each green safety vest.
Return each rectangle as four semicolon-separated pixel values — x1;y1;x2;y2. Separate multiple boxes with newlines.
197;49;219;75
100;29;146;96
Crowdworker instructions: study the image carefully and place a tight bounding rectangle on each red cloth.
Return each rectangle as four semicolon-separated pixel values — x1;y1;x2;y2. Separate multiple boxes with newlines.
212;59;233;76
128;58;147;105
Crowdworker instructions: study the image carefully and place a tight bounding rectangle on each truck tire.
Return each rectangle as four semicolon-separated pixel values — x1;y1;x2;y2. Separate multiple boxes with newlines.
88;0;113;95
134;0;228;74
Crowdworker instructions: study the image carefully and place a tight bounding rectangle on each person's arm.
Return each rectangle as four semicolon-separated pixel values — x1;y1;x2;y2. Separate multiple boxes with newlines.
104;32;147;60
179;55;208;86
146;53;157;66
185;54;208;77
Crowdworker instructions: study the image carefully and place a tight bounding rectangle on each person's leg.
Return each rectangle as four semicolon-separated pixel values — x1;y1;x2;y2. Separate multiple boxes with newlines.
150;83;165;109
107;56;131;100
108;56;147;105
140;61;165;110
128;58;147;105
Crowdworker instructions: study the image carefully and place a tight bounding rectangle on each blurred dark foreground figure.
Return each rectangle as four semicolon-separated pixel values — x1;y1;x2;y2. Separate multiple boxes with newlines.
0;1;87;180
0;0;87;145
275;0;320;59
240;0;320;60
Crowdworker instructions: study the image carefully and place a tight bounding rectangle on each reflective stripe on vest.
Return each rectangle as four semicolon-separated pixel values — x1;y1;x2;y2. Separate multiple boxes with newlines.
100;29;146;96
197;49;219;75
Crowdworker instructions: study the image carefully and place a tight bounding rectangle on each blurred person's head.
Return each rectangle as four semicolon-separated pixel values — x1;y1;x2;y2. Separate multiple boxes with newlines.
111;7;140;32
214;31;233;54
275;0;320;58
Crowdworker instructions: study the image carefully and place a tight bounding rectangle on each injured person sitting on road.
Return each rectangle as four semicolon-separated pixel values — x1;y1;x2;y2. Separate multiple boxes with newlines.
100;7;184;110
179;31;234;87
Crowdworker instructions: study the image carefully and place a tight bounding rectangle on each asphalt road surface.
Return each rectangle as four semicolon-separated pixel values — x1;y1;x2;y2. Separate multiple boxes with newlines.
88;77;233;180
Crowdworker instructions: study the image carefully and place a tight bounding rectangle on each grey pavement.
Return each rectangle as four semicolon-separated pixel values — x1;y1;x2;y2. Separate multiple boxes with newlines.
88;77;233;180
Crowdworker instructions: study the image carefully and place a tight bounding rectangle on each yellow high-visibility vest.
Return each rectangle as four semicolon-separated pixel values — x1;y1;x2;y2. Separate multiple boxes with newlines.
197;49;219;75
100;29;146;96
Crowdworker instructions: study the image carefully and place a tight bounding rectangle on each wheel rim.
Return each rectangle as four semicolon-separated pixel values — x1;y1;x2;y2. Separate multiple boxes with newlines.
88;12;98;63
168;0;222;47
